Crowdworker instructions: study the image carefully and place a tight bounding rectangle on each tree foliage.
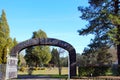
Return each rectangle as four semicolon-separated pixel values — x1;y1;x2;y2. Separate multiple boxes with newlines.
12;38;18;47
25;29;51;67
78;0;120;43
60;56;68;67
18;52;26;67
49;48;65;75
49;48;59;66
78;0;120;65
0;10;15;64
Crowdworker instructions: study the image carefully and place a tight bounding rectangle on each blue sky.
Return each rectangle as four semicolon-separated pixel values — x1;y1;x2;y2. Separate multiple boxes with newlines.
0;0;93;54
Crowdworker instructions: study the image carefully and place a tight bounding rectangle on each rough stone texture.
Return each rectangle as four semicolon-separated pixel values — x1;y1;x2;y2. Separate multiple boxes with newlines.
10;38;76;77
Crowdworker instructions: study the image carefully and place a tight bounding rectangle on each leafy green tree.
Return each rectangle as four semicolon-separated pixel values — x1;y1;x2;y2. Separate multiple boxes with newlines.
78;0;120;64
25;29;51;67
25;47;38;67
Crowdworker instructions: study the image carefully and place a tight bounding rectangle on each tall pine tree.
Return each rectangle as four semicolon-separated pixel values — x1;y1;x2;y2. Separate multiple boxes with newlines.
0;10;12;64
78;0;120;65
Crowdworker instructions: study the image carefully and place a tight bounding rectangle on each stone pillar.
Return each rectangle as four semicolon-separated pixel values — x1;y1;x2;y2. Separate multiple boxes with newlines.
69;49;76;78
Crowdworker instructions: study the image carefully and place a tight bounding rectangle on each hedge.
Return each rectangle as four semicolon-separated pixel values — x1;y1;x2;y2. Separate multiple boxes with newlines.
78;65;111;77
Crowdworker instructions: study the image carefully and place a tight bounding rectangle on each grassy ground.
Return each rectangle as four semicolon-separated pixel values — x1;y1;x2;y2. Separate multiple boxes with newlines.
18;67;68;79
18;67;68;75
17;67;120;79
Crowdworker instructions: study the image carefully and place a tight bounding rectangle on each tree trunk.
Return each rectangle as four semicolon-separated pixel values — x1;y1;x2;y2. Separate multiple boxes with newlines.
117;25;120;64
117;44;120;64
58;56;61;75
114;0;120;65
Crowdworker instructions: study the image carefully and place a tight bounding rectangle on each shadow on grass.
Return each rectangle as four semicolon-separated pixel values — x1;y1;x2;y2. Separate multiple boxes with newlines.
17;74;68;79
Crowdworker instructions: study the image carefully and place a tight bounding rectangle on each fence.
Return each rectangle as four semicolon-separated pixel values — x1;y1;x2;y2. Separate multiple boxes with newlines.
0;64;6;80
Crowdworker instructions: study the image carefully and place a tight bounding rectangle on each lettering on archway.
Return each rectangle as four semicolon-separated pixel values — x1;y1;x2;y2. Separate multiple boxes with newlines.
10;38;76;77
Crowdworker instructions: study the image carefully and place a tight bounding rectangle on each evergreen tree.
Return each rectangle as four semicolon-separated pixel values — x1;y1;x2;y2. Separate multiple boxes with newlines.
25;47;37;67
1;10;10;38
0;18;6;63
49;48;62;75
49;48;59;66
12;38;18;47
0;10;12;64
78;0;120;64
82;37;112;65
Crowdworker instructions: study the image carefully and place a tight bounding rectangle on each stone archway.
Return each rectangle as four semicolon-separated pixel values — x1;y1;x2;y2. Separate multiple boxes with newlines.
10;38;76;77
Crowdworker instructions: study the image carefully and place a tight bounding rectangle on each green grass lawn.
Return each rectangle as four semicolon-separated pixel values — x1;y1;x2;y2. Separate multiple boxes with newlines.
18;67;68;75
18;67;69;79
17;67;120;79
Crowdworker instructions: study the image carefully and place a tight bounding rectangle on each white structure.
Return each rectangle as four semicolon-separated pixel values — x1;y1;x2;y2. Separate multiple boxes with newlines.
5;56;18;80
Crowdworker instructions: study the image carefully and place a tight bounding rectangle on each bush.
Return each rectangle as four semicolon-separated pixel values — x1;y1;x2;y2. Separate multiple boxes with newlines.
78;66;94;77
34;67;40;70
93;66;110;76
40;67;45;70
78;65;111;77
117;65;120;75
19;67;26;72
112;64;120;76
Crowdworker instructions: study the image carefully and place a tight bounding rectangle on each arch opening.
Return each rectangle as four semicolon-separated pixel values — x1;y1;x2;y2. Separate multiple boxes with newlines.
10;38;76;77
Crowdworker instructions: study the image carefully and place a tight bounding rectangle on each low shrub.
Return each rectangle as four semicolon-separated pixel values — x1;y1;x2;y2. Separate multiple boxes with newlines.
19;67;26;72
93;66;110;76
78;66;94;77
112;64;120;76
34;67;41;70
117;65;120;75
78;65;111;77
40;67;45;70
